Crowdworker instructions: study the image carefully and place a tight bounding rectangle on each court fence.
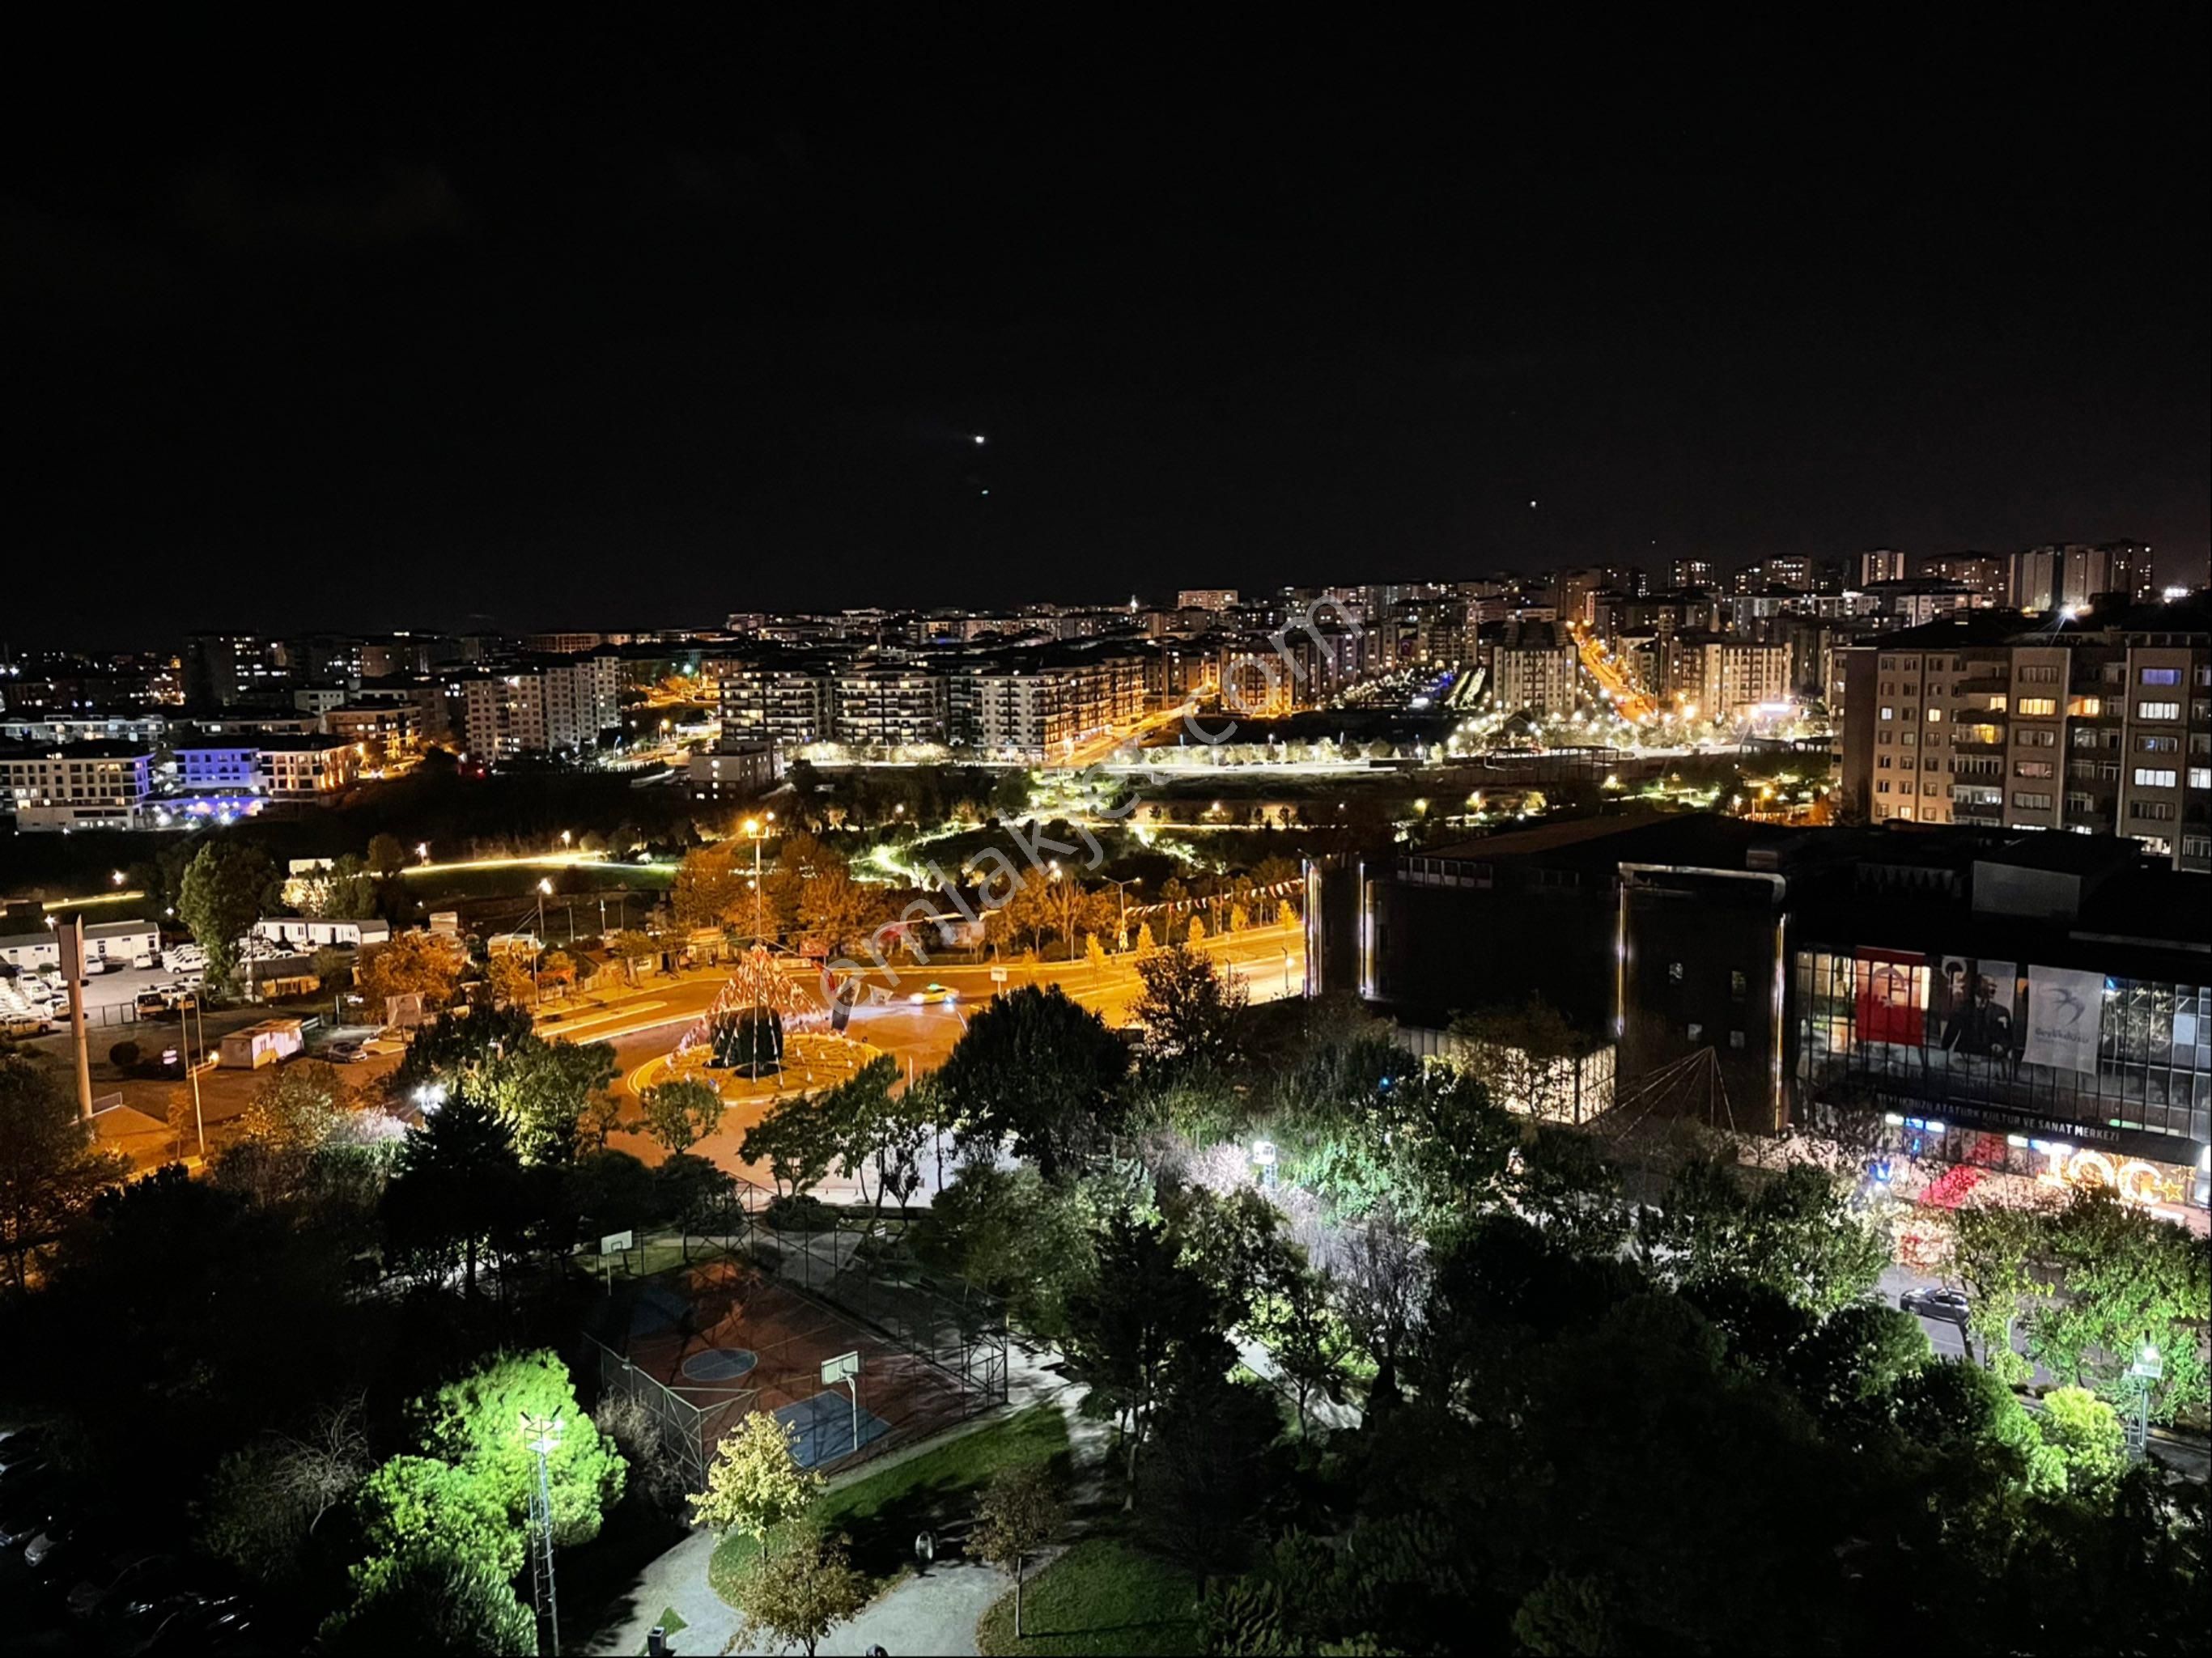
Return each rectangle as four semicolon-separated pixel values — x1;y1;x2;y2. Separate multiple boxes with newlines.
584;1182;1008;1488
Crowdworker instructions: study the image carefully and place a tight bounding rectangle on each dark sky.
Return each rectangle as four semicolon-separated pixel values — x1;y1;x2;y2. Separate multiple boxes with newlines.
6;14;2207;644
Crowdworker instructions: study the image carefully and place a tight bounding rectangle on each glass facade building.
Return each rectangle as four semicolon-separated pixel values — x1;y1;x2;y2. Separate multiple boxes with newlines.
1794;945;2210;1193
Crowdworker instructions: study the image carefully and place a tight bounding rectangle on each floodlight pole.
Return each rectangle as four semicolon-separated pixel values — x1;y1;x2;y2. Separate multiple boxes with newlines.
522;1413;563;1656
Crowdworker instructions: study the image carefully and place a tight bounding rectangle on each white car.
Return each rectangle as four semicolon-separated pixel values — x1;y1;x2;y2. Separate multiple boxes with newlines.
908;983;960;1005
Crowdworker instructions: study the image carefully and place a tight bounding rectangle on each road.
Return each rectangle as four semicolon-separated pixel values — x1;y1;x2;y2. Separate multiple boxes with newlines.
547;921;1303;1199
1567;620;1658;722
1882;1262;2209;1482
551;918;1306;1064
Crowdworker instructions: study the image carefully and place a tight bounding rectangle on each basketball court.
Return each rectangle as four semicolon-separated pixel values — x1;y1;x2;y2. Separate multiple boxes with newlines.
592;1249;1000;1484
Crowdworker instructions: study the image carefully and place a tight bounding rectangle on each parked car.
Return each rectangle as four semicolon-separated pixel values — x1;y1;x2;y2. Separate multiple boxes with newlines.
0;1426;47;1473
2;1015;55;1038
24;1519;84;1571
69;1553;187;1618
1900;1286;1972;1325
322;1039;366;1062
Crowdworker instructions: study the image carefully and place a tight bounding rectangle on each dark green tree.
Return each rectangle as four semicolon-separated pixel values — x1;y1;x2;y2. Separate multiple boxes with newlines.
0;1054;130;1291
323;1546;537;1657
1065;1209;1231;1505
176;842;278;995
1131;944;1250;1074
938;984;1130;1179
380;1093;525;1295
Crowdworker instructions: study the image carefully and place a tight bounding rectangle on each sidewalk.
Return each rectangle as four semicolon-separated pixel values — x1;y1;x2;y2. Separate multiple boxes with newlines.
591;1342;1102;1658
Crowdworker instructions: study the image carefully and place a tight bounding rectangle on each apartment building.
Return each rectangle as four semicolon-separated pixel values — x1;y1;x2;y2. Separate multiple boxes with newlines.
0;742;157;830
1661;635;1793;717
715;655;836;748
832;659;945;747
1855;549;1908;587
1919;553;2007;604
461;654;619;758
1175;589;1238;611
258;734;362;799
2008;543;2149;614
1476;620;1582;717
1839;605;2211;870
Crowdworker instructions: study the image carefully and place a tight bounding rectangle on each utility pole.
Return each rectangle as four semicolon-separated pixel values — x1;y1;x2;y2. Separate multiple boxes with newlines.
57;917;93;1121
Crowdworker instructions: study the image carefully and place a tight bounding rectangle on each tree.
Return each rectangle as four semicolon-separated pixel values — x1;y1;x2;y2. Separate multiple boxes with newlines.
356;931;462;1015
936;984;1129;1180
1253;1253;1351;1436
323;1545;538;1657
1449;998;1591;1122
1952;1199;2052;1382
610;929;659;983
2027;1185;2210;1423
297;854;381;921
1131;944;1249;1073
176;842;277;995
738;1523;868;1658
202;1394;371;1583
1134;921;1158;956
364;833;410;879
656;1152;737;1259
541;949;577;991
238;1059;355;1155
643;1078;724;1152
1331;1203;1428;1411
689;1412;824;1558
798;864;887;956
740;1092;839;1199
973;1466;1065;1639
1639;1158;1887;1316
310;945;357;991
353;1453;524;1580
809;1055;929;1219
410;1349;626;1549
1065;1209;1231;1505
0;1054;130;1291
673;841;749;929
2040;1384;2129;1496
576;1092;623;1151
380;1093;524;1295
1512;1124;1631;1255
484;953;534;1007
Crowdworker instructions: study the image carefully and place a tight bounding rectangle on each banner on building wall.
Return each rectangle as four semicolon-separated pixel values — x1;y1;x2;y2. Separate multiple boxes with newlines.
2023;965;2106;1074
1931;956;2019;1060
1854;949;1925;1046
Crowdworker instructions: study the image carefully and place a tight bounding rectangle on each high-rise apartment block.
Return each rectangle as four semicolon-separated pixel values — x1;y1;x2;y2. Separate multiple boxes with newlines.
1838;608;2210;869
1857;549;1909;587
461;655;619;758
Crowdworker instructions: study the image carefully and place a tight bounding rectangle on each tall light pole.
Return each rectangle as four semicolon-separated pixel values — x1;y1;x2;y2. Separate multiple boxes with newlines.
1100;876;1142;952
521;1411;564;1656
743;818;764;943
535;880;553;1005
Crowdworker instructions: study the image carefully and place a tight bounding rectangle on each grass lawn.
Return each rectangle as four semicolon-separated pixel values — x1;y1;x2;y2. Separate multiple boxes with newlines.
635;1606;686;1655
710;1402;1071;1610
975;1538;1203;1656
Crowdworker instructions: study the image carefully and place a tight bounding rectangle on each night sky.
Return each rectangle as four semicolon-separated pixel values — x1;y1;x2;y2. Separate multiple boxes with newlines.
6;15;2207;644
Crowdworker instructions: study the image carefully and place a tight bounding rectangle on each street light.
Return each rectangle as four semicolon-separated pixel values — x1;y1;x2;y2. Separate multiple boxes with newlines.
743;818;766;942
533;879;555;1003
1099;876;1142;951
520;1412;565;1656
